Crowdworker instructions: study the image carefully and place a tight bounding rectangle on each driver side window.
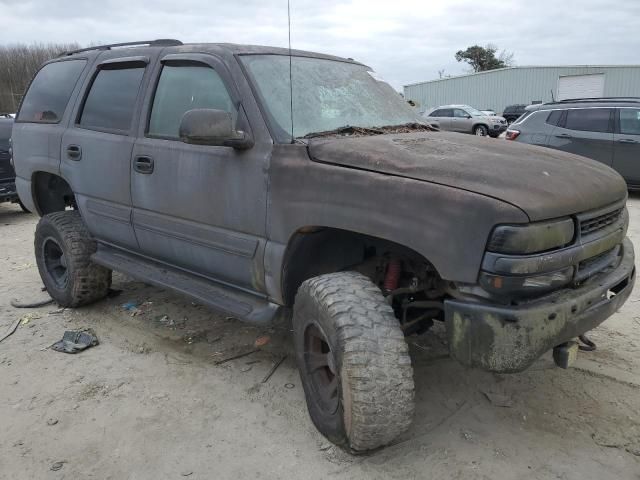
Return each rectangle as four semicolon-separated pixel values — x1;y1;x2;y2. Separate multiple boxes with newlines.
148;64;236;139
453;109;469;118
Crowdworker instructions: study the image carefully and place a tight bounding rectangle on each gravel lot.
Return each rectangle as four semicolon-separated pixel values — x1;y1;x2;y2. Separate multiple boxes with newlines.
0;197;639;479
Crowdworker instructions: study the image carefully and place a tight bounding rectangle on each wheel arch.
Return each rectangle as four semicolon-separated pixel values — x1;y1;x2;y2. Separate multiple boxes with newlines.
31;171;76;215
279;226;442;306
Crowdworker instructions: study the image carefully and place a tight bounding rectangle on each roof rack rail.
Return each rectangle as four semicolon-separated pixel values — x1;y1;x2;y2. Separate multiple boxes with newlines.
61;39;183;57
546;97;640;105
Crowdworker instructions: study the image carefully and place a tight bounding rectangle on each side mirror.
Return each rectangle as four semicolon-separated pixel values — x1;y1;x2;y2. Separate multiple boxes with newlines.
179;109;253;149
465;114;472;119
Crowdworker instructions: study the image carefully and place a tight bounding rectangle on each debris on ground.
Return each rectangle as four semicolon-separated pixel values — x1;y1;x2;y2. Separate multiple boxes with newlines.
20;312;41;325
481;390;514;408
261;355;287;383
122;301;139;311
284;383;295;389
51;329;99;354
46;418;58;426
10;297;54;308
214;349;259;365
50;461;66;471
0;318;21;344
578;334;597;351
254;335;271;347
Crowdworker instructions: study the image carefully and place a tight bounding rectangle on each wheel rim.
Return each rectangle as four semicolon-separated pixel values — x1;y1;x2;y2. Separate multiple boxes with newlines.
43;237;68;289
303;323;339;414
475;127;486;136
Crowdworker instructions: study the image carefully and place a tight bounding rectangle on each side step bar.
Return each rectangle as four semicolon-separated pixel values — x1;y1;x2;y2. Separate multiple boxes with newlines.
92;244;280;324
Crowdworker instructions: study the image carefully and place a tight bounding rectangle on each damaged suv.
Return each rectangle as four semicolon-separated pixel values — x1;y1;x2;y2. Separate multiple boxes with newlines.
12;40;635;452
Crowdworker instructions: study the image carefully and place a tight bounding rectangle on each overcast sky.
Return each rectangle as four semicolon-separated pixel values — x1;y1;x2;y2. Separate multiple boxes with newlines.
0;0;637;90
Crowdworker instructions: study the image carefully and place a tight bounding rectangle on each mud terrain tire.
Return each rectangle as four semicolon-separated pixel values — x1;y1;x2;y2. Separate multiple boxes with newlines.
293;271;415;452
35;211;111;307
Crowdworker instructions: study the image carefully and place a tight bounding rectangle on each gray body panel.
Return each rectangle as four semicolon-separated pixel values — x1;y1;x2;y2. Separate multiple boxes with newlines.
10;43;631;313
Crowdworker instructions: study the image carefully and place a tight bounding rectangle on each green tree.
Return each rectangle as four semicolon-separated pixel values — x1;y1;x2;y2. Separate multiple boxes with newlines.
455;44;514;72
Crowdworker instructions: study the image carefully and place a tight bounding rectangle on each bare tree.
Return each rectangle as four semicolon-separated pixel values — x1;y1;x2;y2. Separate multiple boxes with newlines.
0;43;79;113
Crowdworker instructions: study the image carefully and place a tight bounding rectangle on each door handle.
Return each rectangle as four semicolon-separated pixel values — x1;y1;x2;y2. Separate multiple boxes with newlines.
66;145;82;160
134;155;154;174
555;133;572;139
618;138;638;144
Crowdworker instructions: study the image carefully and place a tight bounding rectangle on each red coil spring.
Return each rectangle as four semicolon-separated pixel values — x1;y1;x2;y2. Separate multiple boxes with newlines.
383;259;401;292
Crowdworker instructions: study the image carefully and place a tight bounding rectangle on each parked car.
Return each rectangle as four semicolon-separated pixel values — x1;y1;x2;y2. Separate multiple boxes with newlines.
505;98;640;189
12;40;635;452
0;117;28;212
424;104;507;137
502;104;528;124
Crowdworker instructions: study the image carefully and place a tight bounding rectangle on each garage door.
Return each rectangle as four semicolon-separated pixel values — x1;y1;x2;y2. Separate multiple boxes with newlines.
557;74;605;100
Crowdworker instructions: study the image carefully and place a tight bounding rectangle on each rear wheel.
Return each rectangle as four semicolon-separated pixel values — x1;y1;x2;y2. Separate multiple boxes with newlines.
474;125;488;136
293;271;415;452
35;211;111;307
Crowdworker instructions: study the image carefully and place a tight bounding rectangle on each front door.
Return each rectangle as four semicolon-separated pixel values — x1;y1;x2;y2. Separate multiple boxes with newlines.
130;53;269;292
451;108;472;133
612;107;640;187
61;55;153;251
547;108;614;166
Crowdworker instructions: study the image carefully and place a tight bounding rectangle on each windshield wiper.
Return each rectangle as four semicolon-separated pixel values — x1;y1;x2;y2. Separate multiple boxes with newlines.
301;125;384;139
301;122;435;139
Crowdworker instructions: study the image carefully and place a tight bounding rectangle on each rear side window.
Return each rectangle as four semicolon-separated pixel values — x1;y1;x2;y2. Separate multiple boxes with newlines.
564;108;612;133
546;110;563;126
17;60;86;124
79;66;145;132
619;108;640;135
148;64;235;139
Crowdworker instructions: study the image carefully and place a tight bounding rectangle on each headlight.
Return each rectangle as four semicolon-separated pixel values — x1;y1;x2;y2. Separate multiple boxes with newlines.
487;218;575;254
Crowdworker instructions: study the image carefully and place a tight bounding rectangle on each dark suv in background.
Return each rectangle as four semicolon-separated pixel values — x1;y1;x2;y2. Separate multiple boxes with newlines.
502;104;528;124
506;98;640;189
0;117;28;211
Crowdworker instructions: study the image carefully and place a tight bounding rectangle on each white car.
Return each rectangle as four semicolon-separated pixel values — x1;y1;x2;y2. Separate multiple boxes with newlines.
424;104;508;137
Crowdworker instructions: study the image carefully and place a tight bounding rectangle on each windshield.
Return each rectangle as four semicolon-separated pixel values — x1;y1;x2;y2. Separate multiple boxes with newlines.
464;106;485;117
240;55;422;141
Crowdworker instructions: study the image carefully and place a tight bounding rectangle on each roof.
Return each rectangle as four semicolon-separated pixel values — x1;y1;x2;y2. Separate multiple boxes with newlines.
527;97;640;111
62;39;362;65
404;64;640;88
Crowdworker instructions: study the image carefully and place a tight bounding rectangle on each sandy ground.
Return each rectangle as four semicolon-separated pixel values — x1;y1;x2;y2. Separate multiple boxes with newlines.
0;198;639;480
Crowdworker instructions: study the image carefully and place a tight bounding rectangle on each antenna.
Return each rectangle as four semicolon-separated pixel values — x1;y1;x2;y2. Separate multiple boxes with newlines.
287;0;294;143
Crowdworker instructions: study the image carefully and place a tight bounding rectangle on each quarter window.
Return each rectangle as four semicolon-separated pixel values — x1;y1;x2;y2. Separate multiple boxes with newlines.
17;60;86;124
564;108;612;133
619;109;640;135
79;66;145;131
148;64;235;139
546;110;563;126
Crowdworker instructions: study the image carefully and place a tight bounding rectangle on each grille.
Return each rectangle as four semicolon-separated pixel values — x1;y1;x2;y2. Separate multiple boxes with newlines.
580;208;622;236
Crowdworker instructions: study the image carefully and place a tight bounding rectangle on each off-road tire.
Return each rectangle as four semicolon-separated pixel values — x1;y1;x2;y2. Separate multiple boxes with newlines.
293;271;415;452
474;124;488;136
35;211;111;307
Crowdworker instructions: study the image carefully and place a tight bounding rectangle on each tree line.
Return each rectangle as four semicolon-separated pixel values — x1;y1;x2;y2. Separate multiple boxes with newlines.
0;43;79;113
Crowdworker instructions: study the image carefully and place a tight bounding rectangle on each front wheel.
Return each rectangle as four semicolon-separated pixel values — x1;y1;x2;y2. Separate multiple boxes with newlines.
474;125;488;136
293;271;415;452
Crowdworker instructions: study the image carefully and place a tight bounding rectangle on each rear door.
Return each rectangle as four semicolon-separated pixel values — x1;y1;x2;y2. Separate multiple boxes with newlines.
547;108;614;166
61;54;156;250
427;109;452;129
612;107;640;186
130;53;269;290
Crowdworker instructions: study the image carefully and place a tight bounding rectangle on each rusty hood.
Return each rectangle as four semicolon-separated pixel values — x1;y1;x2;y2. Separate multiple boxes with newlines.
307;131;627;221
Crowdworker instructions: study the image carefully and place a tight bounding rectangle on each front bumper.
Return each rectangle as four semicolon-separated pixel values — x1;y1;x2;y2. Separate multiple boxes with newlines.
445;237;635;373
0;181;18;202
